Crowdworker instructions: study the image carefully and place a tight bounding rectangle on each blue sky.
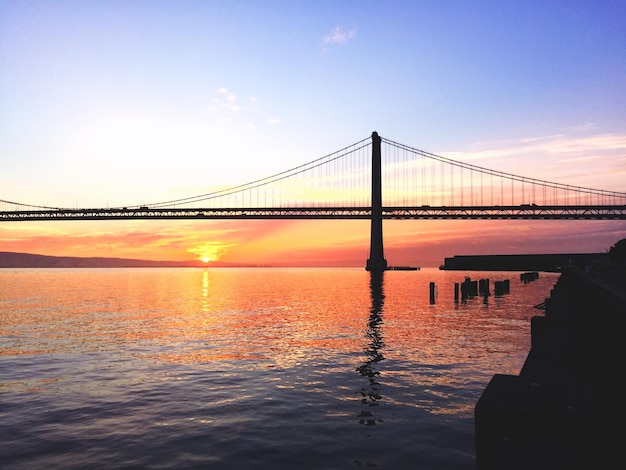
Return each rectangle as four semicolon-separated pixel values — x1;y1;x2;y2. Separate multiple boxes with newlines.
1;1;625;264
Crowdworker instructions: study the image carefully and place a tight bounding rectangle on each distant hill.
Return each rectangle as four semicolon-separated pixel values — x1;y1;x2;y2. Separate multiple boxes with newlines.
0;252;215;268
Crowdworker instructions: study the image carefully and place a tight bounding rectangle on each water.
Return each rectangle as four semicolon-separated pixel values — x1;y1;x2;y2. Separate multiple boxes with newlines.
0;267;560;469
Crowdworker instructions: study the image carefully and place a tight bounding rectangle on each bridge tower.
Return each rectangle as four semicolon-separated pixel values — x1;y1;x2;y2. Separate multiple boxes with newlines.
366;131;388;271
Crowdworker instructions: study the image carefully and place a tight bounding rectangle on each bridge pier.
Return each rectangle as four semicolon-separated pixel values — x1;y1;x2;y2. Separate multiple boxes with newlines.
366;131;388;272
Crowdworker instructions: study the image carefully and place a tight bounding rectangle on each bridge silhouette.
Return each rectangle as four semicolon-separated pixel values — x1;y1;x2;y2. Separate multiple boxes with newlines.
2;132;625;270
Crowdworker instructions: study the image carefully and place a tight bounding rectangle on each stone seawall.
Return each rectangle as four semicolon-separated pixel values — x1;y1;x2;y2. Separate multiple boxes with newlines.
475;269;626;469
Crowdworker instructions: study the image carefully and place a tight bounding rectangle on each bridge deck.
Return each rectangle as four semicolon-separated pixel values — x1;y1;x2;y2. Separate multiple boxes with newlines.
1;205;625;221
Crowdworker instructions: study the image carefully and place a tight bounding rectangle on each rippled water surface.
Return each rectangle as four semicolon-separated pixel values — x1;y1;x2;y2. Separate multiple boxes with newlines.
0;267;560;469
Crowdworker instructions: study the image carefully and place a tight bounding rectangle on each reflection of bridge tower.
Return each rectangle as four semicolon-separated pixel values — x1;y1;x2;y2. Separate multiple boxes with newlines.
366;132;388;272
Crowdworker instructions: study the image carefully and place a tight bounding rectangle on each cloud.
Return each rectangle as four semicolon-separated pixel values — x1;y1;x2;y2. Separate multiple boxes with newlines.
207;89;279;126
570;122;596;132
210;87;240;112
447;133;626;161
323;26;356;44
439;132;626;191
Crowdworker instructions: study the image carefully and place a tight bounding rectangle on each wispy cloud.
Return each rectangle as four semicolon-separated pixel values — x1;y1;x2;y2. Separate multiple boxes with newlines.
323;26;356;44
570;122;596;132
440;132;626;191
443;133;626;161
207;88;280;127
209;87;241;112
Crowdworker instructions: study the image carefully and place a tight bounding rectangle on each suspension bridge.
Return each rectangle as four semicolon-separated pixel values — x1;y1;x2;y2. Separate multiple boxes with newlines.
2;132;625;270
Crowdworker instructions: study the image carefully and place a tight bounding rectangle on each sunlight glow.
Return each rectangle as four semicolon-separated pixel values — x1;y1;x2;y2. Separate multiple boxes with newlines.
187;241;233;263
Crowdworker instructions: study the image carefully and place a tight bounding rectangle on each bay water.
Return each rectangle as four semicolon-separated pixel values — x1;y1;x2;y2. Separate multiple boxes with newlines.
0;267;560;469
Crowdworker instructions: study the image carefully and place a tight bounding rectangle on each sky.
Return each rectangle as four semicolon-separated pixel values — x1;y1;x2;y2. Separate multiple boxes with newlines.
1;0;626;267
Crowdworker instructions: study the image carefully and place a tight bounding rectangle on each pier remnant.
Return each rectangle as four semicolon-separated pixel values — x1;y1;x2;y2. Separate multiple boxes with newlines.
493;280;510;296
520;271;539;283
461;277;478;299
479;278;490;296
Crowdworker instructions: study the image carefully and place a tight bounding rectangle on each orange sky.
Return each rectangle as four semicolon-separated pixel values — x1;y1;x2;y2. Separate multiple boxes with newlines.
2;218;624;267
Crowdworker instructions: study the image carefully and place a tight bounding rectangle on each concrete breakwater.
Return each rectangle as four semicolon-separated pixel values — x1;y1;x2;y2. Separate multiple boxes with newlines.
440;253;608;271
475;269;626;469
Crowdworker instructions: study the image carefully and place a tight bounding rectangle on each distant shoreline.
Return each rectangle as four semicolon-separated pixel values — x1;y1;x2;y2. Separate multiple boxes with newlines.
0;252;261;268
1;250;611;270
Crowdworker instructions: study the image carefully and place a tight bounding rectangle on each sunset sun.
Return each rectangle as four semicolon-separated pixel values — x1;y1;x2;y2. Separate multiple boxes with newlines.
187;241;233;264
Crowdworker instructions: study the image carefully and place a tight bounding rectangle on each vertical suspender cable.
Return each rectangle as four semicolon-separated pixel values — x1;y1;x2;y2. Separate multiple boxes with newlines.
441;161;444;207
451;165;454;206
